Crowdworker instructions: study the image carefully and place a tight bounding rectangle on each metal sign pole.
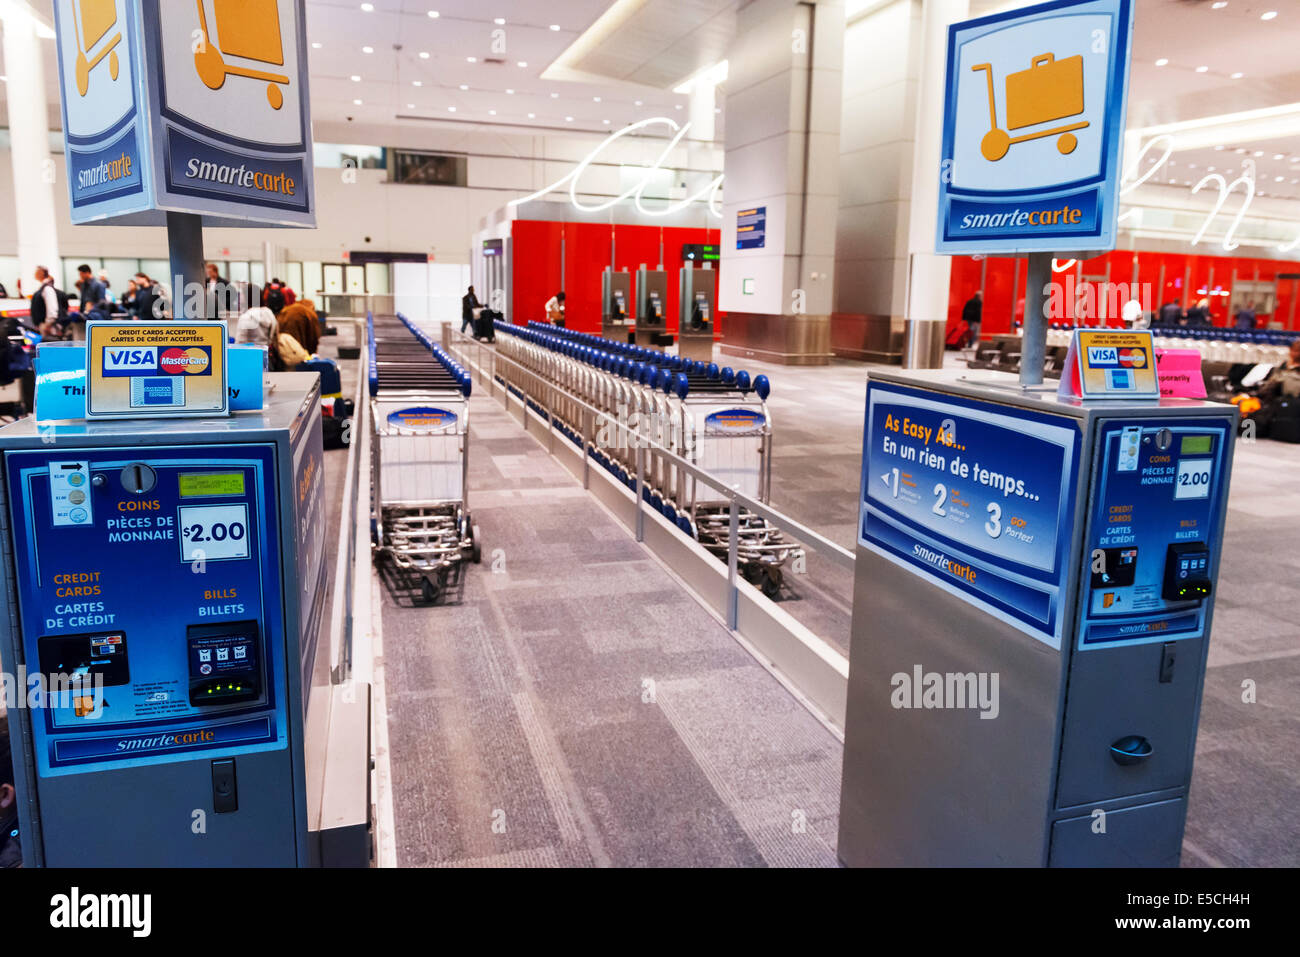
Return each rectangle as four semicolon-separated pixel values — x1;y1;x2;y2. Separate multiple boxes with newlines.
1021;251;1053;386
167;211;205;320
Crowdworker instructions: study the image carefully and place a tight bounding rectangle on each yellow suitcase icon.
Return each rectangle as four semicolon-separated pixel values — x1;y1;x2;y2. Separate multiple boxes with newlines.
972;53;1090;162
72;0;123;97
194;0;290;110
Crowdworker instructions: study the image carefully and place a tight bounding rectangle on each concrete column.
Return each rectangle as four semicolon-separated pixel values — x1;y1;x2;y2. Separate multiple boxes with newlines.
718;0;844;366
902;0;969;369
832;0;967;367
2;4;61;289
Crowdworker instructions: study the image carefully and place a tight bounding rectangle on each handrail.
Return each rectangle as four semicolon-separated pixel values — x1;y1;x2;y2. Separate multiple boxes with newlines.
329;318;371;682
444;325;855;573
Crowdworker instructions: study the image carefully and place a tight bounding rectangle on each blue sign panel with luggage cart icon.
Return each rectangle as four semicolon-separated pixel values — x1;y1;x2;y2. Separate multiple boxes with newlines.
935;0;1133;254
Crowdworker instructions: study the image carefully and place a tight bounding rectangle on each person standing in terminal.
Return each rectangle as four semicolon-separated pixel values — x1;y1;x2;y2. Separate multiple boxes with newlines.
278;298;321;357
76;264;108;319
28;266;67;338
1234;300;1257;331
129;273;161;320
205;263;237;319
1157;298;1183;326
1185;297;1212;327
545;290;566;326
461;285;481;334
961;290;982;347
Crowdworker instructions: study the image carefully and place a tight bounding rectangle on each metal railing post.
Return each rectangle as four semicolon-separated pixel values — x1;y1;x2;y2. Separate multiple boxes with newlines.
727;492;740;631
635;443;645;543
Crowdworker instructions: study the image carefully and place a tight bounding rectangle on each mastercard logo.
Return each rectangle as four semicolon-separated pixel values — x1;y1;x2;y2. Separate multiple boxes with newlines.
160;347;211;375
1117;348;1147;369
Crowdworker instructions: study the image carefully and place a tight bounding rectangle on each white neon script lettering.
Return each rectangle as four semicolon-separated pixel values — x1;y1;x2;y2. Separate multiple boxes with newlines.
508;117;724;219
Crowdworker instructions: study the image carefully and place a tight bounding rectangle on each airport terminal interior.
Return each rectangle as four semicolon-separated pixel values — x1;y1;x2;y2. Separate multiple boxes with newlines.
0;0;1296;880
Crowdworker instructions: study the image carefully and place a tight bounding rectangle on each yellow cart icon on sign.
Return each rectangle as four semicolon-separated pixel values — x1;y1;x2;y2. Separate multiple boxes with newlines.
73;0;123;96
194;0;290;110
972;53;1089;162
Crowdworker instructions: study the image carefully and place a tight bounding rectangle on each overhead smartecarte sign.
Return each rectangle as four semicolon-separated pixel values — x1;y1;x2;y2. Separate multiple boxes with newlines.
935;0;1133;254
52;0;315;227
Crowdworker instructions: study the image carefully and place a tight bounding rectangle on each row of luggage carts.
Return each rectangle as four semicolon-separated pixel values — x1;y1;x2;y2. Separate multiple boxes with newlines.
369;313;481;603
492;321;802;599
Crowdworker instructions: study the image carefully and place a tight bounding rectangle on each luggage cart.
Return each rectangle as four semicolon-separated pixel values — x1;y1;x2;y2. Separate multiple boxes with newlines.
72;0;122;96
972;53;1089;162
194;0;291;110
370;314;480;604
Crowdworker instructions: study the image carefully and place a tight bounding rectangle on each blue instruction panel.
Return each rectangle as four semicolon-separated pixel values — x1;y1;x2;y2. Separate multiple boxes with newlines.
4;444;288;776
1076;417;1233;650
861;383;1081;647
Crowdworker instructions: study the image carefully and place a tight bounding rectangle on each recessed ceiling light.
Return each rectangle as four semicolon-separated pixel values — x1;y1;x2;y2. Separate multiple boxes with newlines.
428;9;439;17
459;84;469;90
407;103;415;109
674;104;683;110
1214;144;1224;150
1155;58;1168;66
1261;11;1277;21
565;116;574;122
362;46;373;53
517;61;528;68
1235;147;1246;153
550;92;559;98
1207;165;1216;171
419;52;430;59
1275;154;1285;160
360;2;373;10
506;88;514;94
1195;65;1208;73
489;109;497;115
550;24;561;31
528;112;536;118
1231;72;1244;79
350;75;361;82
634;100;643;106
467;57;477;63
1188;163;1196;168
1276;175;1285;182
1211;1;1227;7
593;96;601;102
715;107;722;114
413;81;422;86
1254;150;1264;157
448;106;456;112
603;119;610;124
353;98;363;105
494;18;505;25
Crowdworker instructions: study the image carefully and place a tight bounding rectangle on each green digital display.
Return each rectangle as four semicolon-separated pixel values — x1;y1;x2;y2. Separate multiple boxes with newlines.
1180;435;1214;456
179;472;246;498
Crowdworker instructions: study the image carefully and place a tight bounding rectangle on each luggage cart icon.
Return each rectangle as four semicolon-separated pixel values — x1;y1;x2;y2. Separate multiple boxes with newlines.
193;0;290;110
72;0;122;97
972;53;1089;162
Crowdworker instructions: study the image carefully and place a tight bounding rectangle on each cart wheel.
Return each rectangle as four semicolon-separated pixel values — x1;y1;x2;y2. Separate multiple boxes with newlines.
110;50;119;82
980;128;1011;162
1057;133;1078;155
75;51;90;97
742;564;763;585
421;577;441;604
471;525;483;564
268;83;284;110
761;567;783;600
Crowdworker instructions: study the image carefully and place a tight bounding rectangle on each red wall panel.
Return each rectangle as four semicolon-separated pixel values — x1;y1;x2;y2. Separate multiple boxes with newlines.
511;220;724;336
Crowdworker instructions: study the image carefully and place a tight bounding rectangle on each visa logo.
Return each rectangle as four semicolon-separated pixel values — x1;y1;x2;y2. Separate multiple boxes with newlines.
103;347;158;376
1087;346;1119;367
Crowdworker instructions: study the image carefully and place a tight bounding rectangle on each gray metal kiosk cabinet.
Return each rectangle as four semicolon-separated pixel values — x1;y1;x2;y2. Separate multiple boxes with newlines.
0;374;349;866
602;268;634;343
678;265;716;362
838;369;1237;867
635;266;669;347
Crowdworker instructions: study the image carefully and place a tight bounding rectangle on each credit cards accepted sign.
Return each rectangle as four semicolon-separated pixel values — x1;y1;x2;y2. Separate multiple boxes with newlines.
86;322;228;419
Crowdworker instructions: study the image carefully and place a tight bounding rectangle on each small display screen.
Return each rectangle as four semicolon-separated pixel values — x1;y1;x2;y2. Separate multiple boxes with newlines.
179;472;245;498
1181;435;1214;456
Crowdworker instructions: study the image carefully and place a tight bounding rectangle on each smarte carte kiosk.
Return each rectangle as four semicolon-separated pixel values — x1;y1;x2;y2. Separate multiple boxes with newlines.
635;266;670;348
0;329;340;864
602;268;634;343
837;359;1237;866
678;264;716;362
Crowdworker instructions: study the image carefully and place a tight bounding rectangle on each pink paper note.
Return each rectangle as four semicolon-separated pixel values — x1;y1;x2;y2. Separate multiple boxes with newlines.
1154;349;1207;399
